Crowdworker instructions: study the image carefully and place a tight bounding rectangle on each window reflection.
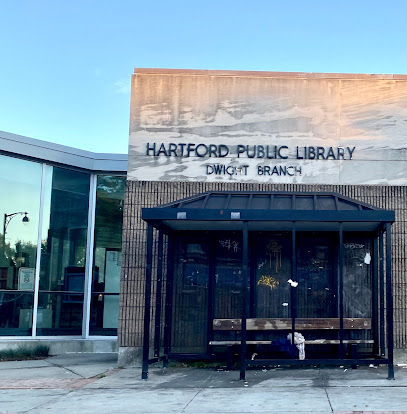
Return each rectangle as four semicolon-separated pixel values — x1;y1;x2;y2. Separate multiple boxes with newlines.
89;175;125;335
37;167;90;335
0;155;41;335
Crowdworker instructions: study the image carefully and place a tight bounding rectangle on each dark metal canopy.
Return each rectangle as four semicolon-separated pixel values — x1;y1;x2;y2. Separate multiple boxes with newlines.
142;191;395;232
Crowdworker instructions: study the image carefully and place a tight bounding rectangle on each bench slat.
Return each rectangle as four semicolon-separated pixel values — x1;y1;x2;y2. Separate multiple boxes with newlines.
209;341;274;345
213;318;371;331
304;339;374;345
209;339;374;346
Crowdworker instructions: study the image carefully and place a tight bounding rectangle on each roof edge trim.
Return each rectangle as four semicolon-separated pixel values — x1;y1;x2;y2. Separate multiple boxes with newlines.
133;68;407;81
0;130;128;173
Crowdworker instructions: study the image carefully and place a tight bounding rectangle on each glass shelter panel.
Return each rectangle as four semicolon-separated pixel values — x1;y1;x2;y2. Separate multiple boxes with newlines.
214;233;243;318
0;155;41;336
342;235;373;344
255;234;291;318
296;235;334;318
90;175;126;336
38;167;90;335
343;236;372;318
172;236;209;353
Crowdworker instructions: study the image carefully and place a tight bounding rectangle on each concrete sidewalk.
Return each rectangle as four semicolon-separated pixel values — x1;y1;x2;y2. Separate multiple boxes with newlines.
1;353;407;414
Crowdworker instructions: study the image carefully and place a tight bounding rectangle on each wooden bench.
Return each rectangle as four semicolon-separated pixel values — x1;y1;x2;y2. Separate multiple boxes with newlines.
209;318;373;366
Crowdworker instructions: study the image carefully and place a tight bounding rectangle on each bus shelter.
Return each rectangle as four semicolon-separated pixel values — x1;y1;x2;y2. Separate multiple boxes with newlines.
140;191;395;380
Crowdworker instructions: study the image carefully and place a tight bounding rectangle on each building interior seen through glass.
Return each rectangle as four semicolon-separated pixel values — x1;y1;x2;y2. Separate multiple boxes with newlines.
90;175;126;335
0;153;125;337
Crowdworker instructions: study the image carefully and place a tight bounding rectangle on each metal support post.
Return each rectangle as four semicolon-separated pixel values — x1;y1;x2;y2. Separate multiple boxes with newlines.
291;223;297;350
207;235;216;355
154;231;164;358
163;233;174;368
372;235;379;355
240;221;249;380
339;223;344;358
141;223;153;380
379;230;385;356
385;223;394;380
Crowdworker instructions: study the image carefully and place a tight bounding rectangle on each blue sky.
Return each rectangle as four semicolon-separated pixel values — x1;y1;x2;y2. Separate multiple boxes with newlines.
1;0;406;154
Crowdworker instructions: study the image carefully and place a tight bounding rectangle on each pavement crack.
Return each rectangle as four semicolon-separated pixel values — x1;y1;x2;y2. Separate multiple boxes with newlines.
180;388;202;413
324;387;334;413
0;364;53;371
47;360;85;378
24;391;69;413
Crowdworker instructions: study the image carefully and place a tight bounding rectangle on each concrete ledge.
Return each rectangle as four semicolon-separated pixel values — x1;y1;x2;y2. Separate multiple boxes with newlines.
116;346;407;368
0;339;118;355
118;346;142;367
394;349;407;365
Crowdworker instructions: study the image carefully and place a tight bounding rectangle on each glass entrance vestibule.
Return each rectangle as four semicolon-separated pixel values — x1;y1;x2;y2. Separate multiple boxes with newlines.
0;153;125;338
141;191;395;380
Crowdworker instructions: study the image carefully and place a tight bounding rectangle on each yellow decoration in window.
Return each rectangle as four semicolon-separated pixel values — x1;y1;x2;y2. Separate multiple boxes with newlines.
257;275;279;290
265;240;283;273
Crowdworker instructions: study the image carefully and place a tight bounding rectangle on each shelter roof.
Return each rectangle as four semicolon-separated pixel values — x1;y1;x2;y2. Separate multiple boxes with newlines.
142;191;394;232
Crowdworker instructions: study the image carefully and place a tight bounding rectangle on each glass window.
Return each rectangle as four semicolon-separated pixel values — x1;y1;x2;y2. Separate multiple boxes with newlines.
37;167;90;335
0;155;42;336
89;175;125;335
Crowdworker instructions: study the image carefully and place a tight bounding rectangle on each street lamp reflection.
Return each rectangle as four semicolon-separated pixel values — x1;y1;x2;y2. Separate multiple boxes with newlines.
2;212;30;253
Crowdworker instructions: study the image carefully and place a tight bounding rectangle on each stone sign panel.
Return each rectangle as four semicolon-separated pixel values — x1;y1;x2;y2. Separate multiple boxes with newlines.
128;69;407;185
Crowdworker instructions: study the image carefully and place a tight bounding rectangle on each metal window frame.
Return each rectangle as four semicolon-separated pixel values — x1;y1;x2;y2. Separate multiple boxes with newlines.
82;174;98;338
31;164;48;337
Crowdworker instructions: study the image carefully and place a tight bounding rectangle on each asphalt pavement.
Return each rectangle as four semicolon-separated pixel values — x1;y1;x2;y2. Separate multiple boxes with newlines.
1;353;407;413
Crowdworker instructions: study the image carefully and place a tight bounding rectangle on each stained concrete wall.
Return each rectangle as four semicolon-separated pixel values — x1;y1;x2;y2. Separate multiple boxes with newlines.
128;69;407;185
0;339;118;355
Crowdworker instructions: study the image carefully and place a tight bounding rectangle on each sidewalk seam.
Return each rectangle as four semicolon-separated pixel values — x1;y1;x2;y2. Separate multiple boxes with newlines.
22;390;69;413
180;388;203;413
47;361;85;379
324;387;334;413
0;363;54;371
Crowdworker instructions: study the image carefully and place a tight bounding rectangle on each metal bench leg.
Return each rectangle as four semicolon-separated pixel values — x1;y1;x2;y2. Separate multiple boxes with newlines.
226;346;233;370
350;344;358;369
